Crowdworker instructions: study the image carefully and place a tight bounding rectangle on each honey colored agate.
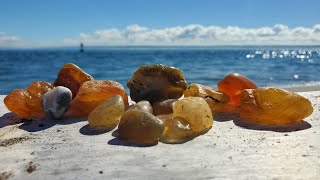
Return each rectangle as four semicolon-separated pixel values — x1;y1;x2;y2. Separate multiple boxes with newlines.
159;115;194;144
53;63;93;96
128;101;153;113
119;109;164;145
240;87;313;126
88;95;125;130
4;81;54;118
67;80;129;117
218;73;257;105
173;97;213;133
152;99;177;115
184;83;229;112
127;64;188;103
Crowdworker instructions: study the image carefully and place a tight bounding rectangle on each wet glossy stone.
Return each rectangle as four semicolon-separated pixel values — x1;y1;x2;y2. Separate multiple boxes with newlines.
218;73;257;105
67;80;129;117
184;83;230;112
4;81;54;119
173;97;213;133
240;87;313;126
42;86;72;119
159;115;194;144
127;64;188;103
53;63;93;97
118;109;164;145
88;95;125;130
128;101;153;113
152;99;177;115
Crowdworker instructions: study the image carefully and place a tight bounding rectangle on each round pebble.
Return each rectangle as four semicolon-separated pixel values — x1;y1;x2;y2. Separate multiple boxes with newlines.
42;86;72;119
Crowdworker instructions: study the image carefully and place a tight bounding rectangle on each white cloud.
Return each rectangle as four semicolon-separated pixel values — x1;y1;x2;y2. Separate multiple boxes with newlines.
1;24;320;47
0;32;23;47
65;24;320;46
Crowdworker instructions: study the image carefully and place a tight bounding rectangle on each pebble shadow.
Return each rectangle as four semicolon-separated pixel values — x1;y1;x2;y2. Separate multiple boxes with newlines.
19;119;56;132
233;118;312;132
18;117;86;132
0;112;24;128
213;105;240;122
108;137;157;147
79;124;114;135
111;129;119;137
214;112;239;122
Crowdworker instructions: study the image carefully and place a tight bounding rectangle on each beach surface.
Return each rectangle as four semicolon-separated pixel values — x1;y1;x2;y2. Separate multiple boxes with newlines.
0;89;319;179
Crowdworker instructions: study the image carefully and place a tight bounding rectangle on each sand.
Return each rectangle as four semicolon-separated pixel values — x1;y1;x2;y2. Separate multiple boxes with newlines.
0;89;319;179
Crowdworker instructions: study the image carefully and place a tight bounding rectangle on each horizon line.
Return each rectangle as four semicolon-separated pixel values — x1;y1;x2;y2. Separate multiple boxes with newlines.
1;44;320;50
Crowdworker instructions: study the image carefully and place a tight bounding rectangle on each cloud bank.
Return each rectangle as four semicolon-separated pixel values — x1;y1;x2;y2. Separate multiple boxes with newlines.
2;24;320;47
63;24;320;46
0;32;22;47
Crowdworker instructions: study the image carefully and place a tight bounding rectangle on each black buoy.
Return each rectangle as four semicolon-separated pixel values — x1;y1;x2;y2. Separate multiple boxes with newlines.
80;43;84;52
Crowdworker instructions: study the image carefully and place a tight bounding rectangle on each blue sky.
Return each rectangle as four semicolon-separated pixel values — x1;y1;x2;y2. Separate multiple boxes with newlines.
0;0;319;47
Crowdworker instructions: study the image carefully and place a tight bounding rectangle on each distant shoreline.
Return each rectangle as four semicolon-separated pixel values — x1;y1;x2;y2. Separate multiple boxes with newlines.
1;45;320;51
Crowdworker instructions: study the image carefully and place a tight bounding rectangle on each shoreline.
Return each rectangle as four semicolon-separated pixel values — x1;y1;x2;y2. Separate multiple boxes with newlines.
280;85;320;92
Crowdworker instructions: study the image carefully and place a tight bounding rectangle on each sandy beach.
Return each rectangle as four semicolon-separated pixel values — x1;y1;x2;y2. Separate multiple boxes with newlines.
0;89;319;179
282;85;320;92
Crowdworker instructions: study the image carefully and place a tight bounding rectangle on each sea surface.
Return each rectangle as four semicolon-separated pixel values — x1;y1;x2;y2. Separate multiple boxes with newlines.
0;46;320;94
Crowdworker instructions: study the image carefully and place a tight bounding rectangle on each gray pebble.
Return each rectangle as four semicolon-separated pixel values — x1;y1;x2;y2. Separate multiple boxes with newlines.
42;86;72;119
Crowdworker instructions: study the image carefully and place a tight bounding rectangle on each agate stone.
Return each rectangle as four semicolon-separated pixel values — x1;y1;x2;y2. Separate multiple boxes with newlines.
4;81;54;119
53;63;93;96
42;86;72;119
128;100;153;113
67;80;129;117
218;73;257;105
159;115;194;144
118;109;164;145
173;97;213;133
88;95;125;130
240;87;313;126
184;83;229;112
152;99;177;115
127;64;188;103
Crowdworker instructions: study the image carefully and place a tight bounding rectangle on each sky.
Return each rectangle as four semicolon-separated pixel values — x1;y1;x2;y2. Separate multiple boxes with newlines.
0;0;320;47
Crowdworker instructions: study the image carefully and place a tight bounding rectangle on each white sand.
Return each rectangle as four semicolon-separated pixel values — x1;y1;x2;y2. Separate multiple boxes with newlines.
282;85;320;92
0;91;319;179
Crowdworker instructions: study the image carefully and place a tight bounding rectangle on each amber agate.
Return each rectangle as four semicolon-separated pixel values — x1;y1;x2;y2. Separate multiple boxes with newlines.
159;115;194;144
53;63;93;96
67;80;128;117
119;109;164;145
4;81;54;119
184;83;229;112
88;95;125;130
128;101;153;113
240;87;313;126
218;73;257;105
152;99;177;115
173;97;213;133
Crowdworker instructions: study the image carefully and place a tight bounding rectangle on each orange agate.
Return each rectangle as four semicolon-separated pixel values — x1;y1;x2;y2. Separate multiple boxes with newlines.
218;73;257;105
53;63;93;96
240;88;313;126
67;80;129;117
4;81;54;119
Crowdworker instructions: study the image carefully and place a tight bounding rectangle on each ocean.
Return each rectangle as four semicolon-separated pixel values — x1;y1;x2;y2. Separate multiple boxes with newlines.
0;46;319;94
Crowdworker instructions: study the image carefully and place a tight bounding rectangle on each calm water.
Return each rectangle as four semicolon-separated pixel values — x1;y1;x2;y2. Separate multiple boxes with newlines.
0;46;320;94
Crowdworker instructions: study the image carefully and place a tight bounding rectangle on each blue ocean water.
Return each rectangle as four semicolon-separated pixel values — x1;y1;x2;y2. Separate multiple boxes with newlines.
0;46;320;94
